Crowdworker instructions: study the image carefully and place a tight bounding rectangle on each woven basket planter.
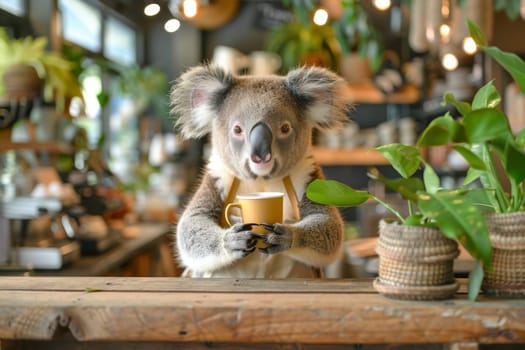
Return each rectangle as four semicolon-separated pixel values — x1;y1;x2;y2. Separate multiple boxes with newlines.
2;63;43;100
373;220;460;300
482;212;525;298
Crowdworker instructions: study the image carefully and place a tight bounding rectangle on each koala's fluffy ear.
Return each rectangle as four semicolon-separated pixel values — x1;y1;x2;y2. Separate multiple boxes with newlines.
171;65;233;138
285;66;353;130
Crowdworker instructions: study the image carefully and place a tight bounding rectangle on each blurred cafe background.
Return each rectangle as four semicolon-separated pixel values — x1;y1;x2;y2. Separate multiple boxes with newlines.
0;0;524;278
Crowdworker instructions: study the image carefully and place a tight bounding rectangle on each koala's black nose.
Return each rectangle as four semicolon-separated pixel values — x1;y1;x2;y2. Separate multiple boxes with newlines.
249;122;272;164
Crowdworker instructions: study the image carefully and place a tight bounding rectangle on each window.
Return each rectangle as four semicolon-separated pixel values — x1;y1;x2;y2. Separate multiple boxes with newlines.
73;64;103;148
59;0;137;66
57;0;141;181
59;0;102;53
104;17;137;66
0;0;25;16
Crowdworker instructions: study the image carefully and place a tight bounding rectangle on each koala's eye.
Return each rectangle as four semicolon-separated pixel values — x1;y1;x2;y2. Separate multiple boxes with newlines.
233;125;243;135
280;122;291;135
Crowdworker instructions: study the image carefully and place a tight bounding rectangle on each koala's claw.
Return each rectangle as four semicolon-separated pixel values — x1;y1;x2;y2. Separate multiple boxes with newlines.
258;245;277;254
224;224;259;259
241;242;257;257
261;223;283;234
256;223;292;254
233;223;257;232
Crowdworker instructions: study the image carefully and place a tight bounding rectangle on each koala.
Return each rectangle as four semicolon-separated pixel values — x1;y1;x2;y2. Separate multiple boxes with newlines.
171;64;352;278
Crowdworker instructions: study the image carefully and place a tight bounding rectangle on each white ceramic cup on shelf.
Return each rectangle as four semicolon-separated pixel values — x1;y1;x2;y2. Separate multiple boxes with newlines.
249;51;282;76
212;45;250;75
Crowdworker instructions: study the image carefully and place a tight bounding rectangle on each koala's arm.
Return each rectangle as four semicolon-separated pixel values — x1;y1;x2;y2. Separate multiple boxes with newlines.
287;195;344;267
175;173;256;273
259;168;344;267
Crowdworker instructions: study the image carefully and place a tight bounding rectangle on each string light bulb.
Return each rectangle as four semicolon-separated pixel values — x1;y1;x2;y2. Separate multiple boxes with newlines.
182;0;198;18
313;8;328;26
442;52;458;71
373;0;391;11
439;23;450;40
144;3;160;16
165;18;181;32
462;36;477;55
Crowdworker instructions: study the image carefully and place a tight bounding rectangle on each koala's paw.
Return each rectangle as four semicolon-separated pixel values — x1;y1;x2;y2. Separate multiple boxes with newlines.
257;223;293;254
223;223;258;259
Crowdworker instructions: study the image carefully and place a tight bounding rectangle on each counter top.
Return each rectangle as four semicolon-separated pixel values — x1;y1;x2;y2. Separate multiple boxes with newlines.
31;222;173;276
1;277;524;349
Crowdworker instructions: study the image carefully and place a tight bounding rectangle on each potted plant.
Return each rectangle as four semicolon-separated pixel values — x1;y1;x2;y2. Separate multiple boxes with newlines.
330;0;383;82
307;143;492;300
266;0;383;79
0;27;82;111
266;1;340;72
417;20;525;297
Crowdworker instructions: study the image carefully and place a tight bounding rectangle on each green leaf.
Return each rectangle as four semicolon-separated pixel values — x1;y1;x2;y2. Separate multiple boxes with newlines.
375;144;421;178
470;144;504;211
463;168;481;186
418;191;492;268
306;179;371;207
96;91;110;108
368;168;424;202
467;19;487;47
472;81;501;110
403;214;432;227
452;145;487;170
463;108;511;143
423;163;440;193
501;139;525;184
443;93;472;116
516;128;525;147
464;188;493;210
482;46;525;93
468;262;484;301
495;0;522;21
417;113;465;146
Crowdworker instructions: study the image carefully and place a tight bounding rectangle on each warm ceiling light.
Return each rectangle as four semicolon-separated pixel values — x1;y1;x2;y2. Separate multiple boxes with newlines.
439;23;450;39
144;3;160;16
373;0;391;11
165;18;181;32
463;36;477;55
182;0;198;18
313;8;328;26
442;52;458;71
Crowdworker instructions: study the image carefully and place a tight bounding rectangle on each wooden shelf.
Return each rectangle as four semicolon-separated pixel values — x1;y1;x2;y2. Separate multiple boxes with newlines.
0;140;73;153
313;146;389;166
343;81;420;104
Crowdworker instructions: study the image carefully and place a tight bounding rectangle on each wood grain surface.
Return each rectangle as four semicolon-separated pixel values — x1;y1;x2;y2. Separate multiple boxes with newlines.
0;277;524;347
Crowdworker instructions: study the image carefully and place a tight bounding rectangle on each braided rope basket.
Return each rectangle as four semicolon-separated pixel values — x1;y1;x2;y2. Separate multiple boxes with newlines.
482;212;525;298
373;220;459;300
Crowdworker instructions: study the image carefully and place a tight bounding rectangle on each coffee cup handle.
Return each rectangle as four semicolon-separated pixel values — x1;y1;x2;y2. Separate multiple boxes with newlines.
224;203;242;227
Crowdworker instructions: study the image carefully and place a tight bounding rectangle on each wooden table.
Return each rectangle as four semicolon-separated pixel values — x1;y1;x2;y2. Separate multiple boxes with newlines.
1;277;524;350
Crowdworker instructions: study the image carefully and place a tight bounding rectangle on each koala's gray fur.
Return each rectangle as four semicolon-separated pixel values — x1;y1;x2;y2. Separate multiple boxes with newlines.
171;64;352;278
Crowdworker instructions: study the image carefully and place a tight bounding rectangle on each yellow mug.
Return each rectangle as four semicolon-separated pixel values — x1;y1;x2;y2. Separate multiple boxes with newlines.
224;192;284;246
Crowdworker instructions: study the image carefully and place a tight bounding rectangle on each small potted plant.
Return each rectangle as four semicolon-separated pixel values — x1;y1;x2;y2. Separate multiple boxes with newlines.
330;0;383;82
266;1;340;72
307;143;491;301
417;20;525;298
266;0;383;76
0;27;81;111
